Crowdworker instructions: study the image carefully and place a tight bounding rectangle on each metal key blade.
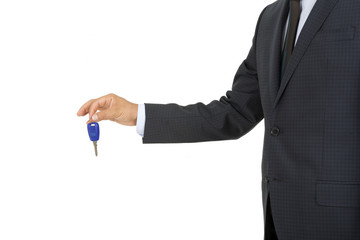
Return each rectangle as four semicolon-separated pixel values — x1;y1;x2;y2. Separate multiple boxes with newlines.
93;141;98;156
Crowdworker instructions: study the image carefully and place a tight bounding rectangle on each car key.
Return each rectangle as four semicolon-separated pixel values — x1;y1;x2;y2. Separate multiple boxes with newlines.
87;122;100;156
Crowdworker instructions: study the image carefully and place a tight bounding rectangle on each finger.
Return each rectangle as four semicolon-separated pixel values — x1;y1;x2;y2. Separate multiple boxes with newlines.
88;96;112;120
77;99;95;116
87;110;111;123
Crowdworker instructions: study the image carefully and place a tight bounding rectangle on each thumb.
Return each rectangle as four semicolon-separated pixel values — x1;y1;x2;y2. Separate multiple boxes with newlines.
90;110;110;122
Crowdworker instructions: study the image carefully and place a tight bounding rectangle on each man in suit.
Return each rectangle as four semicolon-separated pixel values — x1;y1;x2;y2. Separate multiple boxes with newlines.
77;0;360;239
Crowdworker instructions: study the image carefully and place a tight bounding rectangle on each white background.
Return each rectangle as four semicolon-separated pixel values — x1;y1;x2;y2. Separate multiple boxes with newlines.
0;0;274;239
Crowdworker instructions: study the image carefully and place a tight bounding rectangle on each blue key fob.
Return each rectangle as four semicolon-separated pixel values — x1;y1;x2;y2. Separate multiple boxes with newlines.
87;122;100;141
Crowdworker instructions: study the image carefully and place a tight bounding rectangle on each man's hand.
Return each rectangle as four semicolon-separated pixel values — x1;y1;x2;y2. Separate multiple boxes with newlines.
77;93;138;126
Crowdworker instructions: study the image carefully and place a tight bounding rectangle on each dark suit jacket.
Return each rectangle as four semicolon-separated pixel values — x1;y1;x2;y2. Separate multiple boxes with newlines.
142;0;360;239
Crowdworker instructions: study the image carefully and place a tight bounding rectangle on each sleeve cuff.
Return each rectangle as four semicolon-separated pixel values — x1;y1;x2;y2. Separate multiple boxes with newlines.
136;103;146;137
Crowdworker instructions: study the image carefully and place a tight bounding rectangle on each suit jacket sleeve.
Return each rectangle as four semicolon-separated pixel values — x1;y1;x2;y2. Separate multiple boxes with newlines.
142;8;266;144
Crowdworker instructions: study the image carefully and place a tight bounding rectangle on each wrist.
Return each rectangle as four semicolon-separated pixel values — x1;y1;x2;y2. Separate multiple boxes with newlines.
131;103;138;126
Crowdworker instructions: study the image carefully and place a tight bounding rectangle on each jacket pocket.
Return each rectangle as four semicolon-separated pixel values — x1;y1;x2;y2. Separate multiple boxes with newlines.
315;26;356;42
315;182;360;208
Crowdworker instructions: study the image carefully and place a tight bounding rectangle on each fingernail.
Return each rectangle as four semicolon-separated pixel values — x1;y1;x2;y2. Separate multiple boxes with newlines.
92;114;98;121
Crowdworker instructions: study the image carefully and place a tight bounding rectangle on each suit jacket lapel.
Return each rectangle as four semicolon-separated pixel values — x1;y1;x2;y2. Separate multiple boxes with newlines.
272;0;339;109
268;0;290;106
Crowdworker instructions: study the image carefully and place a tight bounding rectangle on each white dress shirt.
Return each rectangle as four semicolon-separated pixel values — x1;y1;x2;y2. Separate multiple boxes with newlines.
136;0;318;137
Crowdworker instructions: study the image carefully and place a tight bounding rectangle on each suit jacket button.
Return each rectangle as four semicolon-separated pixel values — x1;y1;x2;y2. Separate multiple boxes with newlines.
264;176;269;183
271;127;280;136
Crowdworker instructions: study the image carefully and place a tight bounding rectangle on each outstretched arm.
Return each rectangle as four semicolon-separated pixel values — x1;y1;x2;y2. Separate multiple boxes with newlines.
77;8;267;144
